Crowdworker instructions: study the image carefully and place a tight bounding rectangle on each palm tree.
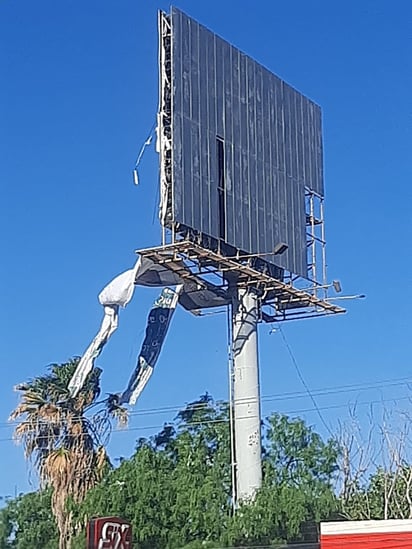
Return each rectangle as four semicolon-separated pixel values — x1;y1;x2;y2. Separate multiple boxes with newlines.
9;358;126;549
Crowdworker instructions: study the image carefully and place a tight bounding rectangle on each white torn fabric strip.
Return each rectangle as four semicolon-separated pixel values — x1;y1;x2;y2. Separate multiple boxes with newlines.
68;305;119;397
98;259;141;308
128;361;154;406
68;260;141;397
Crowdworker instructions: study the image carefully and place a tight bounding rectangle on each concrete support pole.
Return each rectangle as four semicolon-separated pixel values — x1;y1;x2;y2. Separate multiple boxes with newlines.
232;288;262;502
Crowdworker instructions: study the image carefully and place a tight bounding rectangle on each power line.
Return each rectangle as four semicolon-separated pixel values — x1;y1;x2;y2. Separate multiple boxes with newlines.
2;394;412;444
276;324;334;437
0;416;242;444
2;375;411;430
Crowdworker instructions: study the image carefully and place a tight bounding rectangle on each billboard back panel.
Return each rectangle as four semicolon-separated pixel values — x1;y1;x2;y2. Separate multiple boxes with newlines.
161;7;325;278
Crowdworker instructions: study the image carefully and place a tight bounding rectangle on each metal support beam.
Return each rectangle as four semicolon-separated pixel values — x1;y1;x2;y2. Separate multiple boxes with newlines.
232;288;262;502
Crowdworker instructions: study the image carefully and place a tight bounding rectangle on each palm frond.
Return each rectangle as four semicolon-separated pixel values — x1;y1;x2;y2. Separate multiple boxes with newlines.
9;358;117;548
105;393;129;429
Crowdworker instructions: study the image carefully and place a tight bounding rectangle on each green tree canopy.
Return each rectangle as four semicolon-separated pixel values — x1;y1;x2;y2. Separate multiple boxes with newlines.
3;393;340;548
75;396;339;548
0;491;57;549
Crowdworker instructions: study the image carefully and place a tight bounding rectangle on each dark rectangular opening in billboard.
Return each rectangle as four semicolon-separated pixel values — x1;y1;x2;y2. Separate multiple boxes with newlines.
217;136;226;241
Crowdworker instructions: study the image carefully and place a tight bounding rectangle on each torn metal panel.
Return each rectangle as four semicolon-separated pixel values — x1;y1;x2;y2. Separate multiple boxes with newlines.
179;280;230;312
135;255;230;311
158;10;172;226
135;256;184;287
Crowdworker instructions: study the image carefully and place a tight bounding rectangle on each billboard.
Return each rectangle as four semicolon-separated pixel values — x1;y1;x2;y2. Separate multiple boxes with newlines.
159;7;324;279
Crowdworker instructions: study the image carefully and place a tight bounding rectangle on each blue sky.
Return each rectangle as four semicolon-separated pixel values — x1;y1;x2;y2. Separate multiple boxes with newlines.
1;0;411;498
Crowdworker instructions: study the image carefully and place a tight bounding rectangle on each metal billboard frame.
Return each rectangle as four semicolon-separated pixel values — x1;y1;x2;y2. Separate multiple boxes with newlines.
152;6;346;506
154;7;344;322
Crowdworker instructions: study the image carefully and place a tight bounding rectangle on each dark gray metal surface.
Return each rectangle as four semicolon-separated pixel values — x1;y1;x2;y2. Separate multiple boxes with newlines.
167;7;324;278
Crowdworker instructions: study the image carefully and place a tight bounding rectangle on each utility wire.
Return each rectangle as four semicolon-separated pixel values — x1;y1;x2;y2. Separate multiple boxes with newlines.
2;380;411;429
277;324;335;437
3;375;411;429
2;395;412;444
133;120;156;169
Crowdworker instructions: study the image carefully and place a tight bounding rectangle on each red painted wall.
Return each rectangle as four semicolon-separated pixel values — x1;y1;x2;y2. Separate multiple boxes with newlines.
321;531;412;548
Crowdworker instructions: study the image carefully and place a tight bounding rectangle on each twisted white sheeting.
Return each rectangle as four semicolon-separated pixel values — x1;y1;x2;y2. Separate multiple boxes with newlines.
68;260;140;397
